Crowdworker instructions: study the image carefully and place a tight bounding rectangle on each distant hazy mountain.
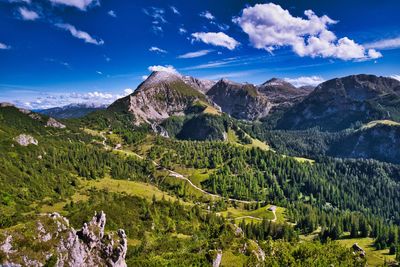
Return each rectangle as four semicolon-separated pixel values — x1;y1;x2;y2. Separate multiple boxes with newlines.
276;74;400;131
36;103;107;119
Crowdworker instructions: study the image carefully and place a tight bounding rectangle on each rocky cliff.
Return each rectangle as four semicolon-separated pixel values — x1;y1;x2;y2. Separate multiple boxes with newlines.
0;211;127;267
207;79;271;120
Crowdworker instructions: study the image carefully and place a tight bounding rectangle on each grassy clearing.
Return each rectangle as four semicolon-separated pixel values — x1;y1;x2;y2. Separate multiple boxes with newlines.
171;166;211;187
336;237;395;266
361;120;400;130
227;128;271;151
81;176;177;202
218;204;285;224
221;250;247;267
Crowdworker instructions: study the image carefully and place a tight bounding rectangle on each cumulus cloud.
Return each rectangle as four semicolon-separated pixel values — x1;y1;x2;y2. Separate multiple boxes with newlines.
365;37;400;50
108;10;116;17
141;75;149;80
55;23;104;45
148;65;178;74
233;3;381;60
149;46;167;53
124;88;133;95
200;11;214;20
284;76;325;87
170;6;180;15
19;7;39;21
49;0;98;11
0;42;10;50
191;32;239;50
178;49;212;58
391;75;400;81
12;89;130;109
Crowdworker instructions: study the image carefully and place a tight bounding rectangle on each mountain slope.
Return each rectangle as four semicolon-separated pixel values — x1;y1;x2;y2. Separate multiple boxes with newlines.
207;79;271;120
276;74;400;131
108;71;209;125
328;121;400;164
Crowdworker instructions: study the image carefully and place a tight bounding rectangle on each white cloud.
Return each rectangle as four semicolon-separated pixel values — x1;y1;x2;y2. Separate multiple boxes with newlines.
141;75;149;80
11;89;131;109
391;75;400;81
0;42;10;50
191;32;239;50
143;7;166;23
365;37;400;50
19;7;39;21
178;49;212;58
200;11;214;20
124;88;134;95
170;6;180;15
233;3;381;60
148;65;178;74
367;49;382;59
55;23;104;45
149;46;167;53
108;10;116;17
284;76;325;87
49;0;98;11
96;71;103;75
179;27;187;34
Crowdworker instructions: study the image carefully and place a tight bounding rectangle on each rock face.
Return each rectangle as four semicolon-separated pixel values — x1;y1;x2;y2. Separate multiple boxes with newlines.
14;134;38;146
277;75;400;131
207;79;271;120
182;75;216;94
258;78;313;112
0;211;128;267
108;71;208;125
46;117;66;129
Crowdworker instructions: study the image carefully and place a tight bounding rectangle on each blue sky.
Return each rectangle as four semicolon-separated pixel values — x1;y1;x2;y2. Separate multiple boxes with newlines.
1;0;400;109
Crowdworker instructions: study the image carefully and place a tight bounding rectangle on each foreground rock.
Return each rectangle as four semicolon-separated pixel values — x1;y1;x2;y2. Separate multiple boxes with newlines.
14;134;38;146
0;211;127;267
46;117;66;129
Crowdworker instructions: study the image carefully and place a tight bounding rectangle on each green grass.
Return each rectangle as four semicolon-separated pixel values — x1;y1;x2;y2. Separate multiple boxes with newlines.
218;204;285;224
81;176;178;202
220;250;247;267
336;237;395;266
227;128;271;151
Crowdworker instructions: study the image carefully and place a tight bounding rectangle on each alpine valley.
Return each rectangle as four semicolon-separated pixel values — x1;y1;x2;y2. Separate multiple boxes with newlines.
1;70;400;267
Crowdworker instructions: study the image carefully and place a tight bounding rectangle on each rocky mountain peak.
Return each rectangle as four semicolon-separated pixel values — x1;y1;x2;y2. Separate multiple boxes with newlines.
141;71;182;89
261;78;295;88
0;211;127;267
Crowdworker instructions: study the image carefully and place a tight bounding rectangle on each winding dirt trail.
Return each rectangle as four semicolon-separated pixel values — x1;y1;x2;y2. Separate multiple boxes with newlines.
99;132;265;204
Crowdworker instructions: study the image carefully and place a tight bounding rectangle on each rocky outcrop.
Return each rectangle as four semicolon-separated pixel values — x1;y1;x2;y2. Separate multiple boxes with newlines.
46;117;66;129
14;134;38;146
212;249;222;267
207;79;271;120
0;211;127;267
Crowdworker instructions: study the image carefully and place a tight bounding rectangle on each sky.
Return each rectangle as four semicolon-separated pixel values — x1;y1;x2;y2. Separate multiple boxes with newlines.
0;0;400;109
